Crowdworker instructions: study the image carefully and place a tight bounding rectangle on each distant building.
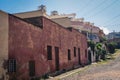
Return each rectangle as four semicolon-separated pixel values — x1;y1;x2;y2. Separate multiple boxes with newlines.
107;31;120;40
108;38;120;43
49;12;104;43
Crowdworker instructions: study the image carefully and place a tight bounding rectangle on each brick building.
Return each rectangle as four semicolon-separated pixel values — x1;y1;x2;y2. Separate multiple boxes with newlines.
13;5;105;43
0;10;88;80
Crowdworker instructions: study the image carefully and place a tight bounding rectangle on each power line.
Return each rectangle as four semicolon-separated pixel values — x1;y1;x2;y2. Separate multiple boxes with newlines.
79;0;95;14
86;0;118;19
82;0;107;17
104;23;120;27
103;14;120;25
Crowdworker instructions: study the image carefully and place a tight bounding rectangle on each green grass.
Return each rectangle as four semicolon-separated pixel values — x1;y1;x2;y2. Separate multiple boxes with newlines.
113;49;120;57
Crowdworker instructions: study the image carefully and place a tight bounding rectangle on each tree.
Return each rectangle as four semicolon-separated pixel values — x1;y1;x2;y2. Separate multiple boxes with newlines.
87;40;95;55
100;37;107;43
101;49;107;60
107;42;117;54
95;43;102;61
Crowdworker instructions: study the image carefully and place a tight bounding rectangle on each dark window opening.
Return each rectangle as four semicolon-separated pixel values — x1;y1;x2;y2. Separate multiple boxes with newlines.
47;45;52;60
74;47;76;57
24;17;43;29
68;49;71;60
78;48;81;65
85;49;87;58
29;60;35;77
8;59;16;73
55;47;59;71
67;27;72;31
81;31;87;36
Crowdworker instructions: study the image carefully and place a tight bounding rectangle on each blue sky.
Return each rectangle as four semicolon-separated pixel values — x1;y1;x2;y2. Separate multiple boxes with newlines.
0;0;120;34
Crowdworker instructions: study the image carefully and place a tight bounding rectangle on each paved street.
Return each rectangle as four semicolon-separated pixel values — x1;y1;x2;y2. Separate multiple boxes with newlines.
49;50;120;80
78;54;120;80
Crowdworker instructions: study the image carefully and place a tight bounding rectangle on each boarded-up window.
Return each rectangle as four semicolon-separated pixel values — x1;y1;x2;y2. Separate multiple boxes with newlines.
47;46;52;60
8;59;16;73
68;49;71;60
29;60;35;77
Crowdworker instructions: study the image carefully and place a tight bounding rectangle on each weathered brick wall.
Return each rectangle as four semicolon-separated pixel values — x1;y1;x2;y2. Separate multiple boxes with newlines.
43;17;88;70
9;15;88;79
9;15;49;80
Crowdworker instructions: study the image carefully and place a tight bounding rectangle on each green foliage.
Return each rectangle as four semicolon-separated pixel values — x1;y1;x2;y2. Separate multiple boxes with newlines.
107;42;117;54
87;40;95;51
95;43;107;61
116;42;120;49
88;41;108;61
101;49;107;60
96;43;102;51
100;37;107;42
102;49;107;55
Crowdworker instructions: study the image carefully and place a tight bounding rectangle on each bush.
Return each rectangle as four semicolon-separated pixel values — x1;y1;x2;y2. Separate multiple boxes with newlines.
116;42;120;49
101;49;107;60
107;42;117;54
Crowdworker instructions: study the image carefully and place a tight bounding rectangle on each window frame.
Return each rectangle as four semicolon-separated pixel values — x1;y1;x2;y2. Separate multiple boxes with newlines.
8;59;16;73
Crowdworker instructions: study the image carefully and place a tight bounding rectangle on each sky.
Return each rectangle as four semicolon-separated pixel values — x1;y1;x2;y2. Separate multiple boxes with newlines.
0;0;120;34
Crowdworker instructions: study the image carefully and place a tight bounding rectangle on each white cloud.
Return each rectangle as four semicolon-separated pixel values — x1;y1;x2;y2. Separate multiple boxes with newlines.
99;27;110;35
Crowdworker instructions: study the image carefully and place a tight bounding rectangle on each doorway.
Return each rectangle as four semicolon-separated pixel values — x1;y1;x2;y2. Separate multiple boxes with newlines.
78;48;81;65
29;60;35;77
55;47;59;71
88;50;92;64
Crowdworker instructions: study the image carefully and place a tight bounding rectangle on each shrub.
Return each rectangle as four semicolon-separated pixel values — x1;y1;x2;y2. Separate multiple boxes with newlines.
101;49;107;60
116;42;120;49
107;42;117;54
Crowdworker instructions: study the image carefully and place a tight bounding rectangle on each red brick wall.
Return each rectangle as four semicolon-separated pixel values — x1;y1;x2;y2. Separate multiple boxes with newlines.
9;15;88;79
42;17;88;69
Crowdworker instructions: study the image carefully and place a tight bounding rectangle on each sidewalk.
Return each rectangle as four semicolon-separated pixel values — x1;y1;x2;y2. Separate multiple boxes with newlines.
47;63;94;80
